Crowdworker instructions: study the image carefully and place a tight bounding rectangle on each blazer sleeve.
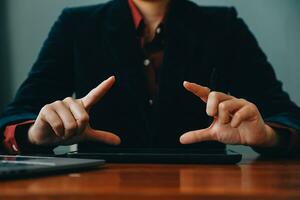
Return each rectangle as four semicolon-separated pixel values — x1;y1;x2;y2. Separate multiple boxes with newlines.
0;8;75;150
225;8;300;154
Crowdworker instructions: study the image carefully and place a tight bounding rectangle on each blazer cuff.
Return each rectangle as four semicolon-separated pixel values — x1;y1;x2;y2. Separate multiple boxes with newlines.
3;120;34;154
252;122;299;156
4;121;55;154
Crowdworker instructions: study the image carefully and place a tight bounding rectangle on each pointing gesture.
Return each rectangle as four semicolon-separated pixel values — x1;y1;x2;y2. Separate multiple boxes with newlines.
81;76;115;111
180;81;279;147
28;76;121;146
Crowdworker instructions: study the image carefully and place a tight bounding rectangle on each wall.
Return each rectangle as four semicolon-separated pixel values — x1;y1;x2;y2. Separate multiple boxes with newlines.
5;0;105;112
2;0;300;154
0;1;12;111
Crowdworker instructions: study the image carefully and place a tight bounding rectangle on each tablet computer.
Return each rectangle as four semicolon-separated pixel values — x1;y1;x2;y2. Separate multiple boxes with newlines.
62;148;242;164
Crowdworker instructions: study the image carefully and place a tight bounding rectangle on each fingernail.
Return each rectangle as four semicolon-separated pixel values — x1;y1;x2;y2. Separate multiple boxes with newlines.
107;76;115;81
180;134;188;144
183;81;190;87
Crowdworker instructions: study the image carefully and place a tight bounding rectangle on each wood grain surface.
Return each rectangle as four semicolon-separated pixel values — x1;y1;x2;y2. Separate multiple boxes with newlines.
1;155;300;200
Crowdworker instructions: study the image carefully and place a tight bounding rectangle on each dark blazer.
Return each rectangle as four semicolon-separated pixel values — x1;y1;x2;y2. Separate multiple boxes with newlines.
1;0;300;153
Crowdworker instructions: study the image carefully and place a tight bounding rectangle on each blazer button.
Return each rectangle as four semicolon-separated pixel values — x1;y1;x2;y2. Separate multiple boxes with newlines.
149;99;154;106
144;59;151;67
156;27;161;34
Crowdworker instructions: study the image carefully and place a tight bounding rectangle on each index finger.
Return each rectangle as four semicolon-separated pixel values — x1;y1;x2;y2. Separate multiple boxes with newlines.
81;76;115;110
183;81;210;102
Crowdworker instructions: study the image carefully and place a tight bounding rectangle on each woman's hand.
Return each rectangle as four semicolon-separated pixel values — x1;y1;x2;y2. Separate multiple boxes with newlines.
28;76;121;146
180;81;279;147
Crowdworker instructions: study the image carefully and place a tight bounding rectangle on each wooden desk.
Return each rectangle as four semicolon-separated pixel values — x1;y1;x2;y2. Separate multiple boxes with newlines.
1;156;300;200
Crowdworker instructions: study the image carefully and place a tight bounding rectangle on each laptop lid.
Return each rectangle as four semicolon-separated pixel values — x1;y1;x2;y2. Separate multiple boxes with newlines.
0;155;105;179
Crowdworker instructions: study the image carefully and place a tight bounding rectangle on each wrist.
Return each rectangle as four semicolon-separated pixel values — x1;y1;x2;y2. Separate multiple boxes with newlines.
261;124;279;147
28;124;38;145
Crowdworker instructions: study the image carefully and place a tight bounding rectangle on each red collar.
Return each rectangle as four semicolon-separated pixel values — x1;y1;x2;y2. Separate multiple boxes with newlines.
128;0;143;29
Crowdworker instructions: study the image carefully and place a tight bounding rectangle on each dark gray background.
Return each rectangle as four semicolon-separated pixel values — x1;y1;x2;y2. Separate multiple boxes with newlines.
1;0;299;154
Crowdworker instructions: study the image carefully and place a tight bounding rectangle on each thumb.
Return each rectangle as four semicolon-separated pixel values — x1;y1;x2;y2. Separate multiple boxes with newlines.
180;127;215;144
84;126;121;146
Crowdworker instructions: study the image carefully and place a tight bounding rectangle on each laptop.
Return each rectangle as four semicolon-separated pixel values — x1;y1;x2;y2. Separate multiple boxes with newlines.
62;148;242;164
0;155;105;179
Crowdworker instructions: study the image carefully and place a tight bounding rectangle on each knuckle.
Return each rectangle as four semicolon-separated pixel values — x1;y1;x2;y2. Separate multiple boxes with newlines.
209;91;219;99
53;101;62;106
65;122;77;132
247;104;258;115
218;102;227;111
41;104;51;113
248;102;257;110
78;114;89;124
76;98;84;104
64;97;74;103
239;98;248;104
65;97;73;101
52;100;63;107
75;99;85;108
52;121;63;130
234;112;242;121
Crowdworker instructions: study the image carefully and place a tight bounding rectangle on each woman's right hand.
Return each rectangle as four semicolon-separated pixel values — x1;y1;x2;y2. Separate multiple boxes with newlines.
28;76;121;146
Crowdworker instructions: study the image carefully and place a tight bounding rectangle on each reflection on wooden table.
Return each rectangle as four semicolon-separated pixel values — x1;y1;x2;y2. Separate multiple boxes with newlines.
0;155;300;200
